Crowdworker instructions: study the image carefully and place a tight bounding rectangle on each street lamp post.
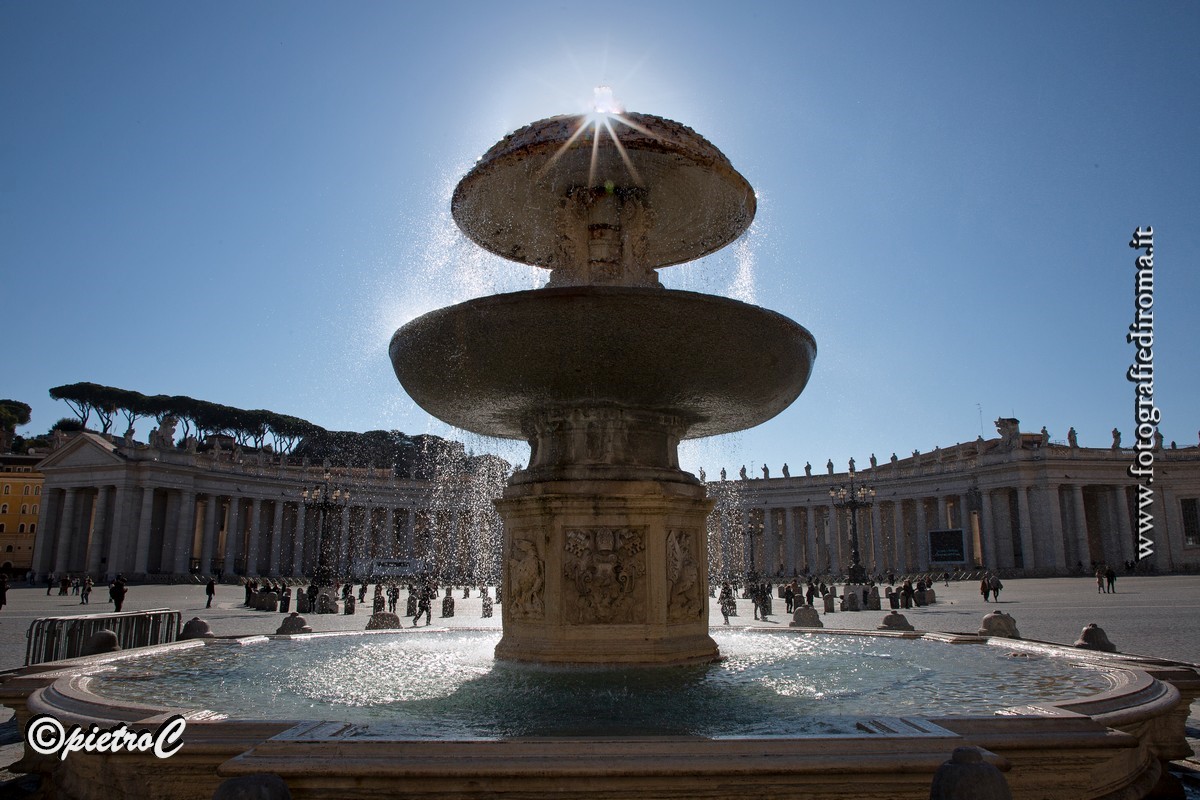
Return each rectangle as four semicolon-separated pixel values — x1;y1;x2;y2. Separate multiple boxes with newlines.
301;472;351;588
829;459;875;584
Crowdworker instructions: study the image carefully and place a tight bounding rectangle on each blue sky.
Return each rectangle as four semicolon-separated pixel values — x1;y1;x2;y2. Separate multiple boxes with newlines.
4;2;1198;477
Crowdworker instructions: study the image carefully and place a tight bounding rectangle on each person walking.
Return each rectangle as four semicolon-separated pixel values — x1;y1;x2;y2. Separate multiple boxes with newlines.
1105;566;1117;594
988;574;1003;601
206;577;216;608
111;577;128;612
80;576;92;604
1096;566;1106;594
0;574;9;612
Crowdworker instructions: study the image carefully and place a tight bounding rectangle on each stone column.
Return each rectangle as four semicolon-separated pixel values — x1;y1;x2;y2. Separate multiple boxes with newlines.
267;499;284;576
31;488;61;577
1113;485;1134;564
244;497;263;576
338;504;351;579
160;490;180;573
86;487;111;577
222;497;242;578
782;507;796;576
763;507;778;576
173;490;197;575
292;503;307;576
891;501;906;574
200;494;218;576
1014;486;1034;572
106;485;133;579
869;502;883;574
405;507;416;559
936;496;949;531
804;506;818;574
1071;485;1090;567
52;487;79;575
979;490;996;570
384;507;396;559
1043;485;1066;573
914;499;928;571
825;508;840;575
132;487;156;575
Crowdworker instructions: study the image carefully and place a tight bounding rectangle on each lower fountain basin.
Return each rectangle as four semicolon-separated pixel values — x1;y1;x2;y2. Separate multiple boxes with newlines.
389;286;816;441
3;628;1195;800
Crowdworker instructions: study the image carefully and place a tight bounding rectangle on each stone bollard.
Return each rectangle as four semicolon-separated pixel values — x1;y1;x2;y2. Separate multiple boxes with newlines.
823;593;836;613
928;746;1011;800
1074;623;1117;652
878;611;914;631
343;596;356;615
80;630;122;656
789;606;824;628
924;587;936;604
481;595;494;618
978;611;1020;638
442;591;456;618
180;617;216;640
212;774;292;800
842;592;861;612
366;612;402;630
275;613;312;635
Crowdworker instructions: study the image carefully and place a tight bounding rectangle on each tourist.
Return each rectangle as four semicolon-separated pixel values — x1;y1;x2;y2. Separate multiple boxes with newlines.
980;575;991;603
358;582;368;603
306;583;319;612
60;575;70;595
0;574;8;612
387;584;400;613
415;587;432;626
1095;566;1106;594
988;574;1003;601
80;576;92;604
784;581;796;614
47;572;55;596
718;582;734;625
111;577;128;612
1105;566;1116;594
206;577;216;608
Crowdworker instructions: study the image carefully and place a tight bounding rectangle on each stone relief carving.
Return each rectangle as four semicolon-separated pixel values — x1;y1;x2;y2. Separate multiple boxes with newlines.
563;527;646;624
666;529;703;621
508;533;545;619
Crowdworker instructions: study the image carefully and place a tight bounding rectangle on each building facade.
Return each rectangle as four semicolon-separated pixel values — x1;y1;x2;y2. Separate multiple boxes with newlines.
0;453;43;574
32;432;505;583
711;421;1200;578
31;421;1200;583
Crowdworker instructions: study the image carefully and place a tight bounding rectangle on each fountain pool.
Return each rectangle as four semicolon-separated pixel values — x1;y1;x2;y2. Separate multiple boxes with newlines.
84;629;1115;738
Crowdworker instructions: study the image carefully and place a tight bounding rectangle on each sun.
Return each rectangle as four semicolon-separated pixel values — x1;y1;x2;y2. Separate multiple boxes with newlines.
539;86;661;187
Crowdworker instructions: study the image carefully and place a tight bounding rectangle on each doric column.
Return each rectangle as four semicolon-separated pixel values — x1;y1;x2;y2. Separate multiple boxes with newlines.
52;488;79;575
869;502;883;574
405;507;416;559
384;507;396;559
267;499;284;576
132;487;156;575
979;490;996;570
338;504;351;579
957;493;973;565
763;507;778;576
244;497;263;576
86;487;111;576
1071;485;1090;567
106;485;133;579
1016;486;1035;572
913;498;928;570
200;494;218;576
292;503;307;576
1043;485;1066;573
173;490;197;575
1113;485;1134;564
804;506;818;574
936;496;948;531
222;497;242;578
31;488;61;576
825;507;840;575
891;501;906;573
782;507;796;576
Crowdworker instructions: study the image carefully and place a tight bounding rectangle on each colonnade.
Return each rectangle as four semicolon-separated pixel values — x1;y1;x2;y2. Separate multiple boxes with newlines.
713;481;1145;579
32;483;501;582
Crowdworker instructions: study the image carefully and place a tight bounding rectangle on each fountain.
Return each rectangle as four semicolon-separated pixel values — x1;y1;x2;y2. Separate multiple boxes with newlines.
2;97;1197;800
390;96;816;664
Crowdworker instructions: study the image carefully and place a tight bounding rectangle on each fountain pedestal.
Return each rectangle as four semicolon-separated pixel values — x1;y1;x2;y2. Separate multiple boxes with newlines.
496;476;717;664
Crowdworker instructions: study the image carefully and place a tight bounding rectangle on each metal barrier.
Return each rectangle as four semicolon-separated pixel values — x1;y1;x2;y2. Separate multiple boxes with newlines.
25;608;181;666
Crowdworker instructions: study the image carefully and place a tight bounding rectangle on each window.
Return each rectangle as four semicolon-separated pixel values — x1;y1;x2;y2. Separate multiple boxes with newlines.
33;504;38;514
23;485;30;495
4;545;11;552
29;524;35;533
0;504;6;514
0;524;5;533
2;485;8;494
35;486;41;495
17;524;24;533
1183;499;1200;548
20;504;28;515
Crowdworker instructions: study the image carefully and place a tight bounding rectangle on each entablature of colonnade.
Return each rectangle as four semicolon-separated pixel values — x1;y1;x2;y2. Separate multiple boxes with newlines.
36;432;436;506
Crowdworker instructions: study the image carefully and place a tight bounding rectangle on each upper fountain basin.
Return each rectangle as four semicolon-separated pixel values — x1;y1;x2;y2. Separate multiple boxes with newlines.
452;113;756;271
389;286;815;441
